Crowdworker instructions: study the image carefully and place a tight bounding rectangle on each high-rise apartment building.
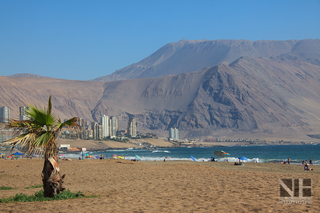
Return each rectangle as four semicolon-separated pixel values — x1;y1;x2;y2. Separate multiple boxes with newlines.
127;118;137;137
83;129;93;140
109;116;118;138
0;106;10;123
169;128;179;140
175;128;179;140
93;122;103;140
100;115;109;138
19;106;29;121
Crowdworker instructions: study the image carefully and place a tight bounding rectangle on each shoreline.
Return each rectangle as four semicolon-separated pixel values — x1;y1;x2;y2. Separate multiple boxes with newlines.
57;138;320;153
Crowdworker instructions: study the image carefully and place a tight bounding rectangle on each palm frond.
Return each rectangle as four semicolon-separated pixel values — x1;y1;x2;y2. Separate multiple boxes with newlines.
3;132;40;155
6;119;32;128
33;131;54;148
57;117;80;130
26;106;55;129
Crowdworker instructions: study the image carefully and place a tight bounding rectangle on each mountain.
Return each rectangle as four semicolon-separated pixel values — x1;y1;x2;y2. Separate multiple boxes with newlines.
9;73;50;78
90;56;320;139
1;39;320;140
94;39;320;81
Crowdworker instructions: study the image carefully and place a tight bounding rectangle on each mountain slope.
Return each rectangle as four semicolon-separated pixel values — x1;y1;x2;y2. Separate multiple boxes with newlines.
0;77;105;120
94;39;320;81
91;56;320;139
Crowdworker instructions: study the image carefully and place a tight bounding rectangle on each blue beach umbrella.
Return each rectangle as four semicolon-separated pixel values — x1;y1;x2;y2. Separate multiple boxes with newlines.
135;155;141;160
238;157;248;161
12;152;24;156
190;155;196;161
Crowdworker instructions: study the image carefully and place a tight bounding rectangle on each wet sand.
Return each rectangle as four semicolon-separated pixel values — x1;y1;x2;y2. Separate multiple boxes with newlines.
0;159;319;212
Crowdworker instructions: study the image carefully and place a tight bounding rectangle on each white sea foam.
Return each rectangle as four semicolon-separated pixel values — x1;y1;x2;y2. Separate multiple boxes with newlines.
152;150;171;153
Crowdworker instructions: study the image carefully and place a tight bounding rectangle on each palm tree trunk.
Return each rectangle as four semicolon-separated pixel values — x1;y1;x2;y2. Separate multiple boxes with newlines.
42;156;66;197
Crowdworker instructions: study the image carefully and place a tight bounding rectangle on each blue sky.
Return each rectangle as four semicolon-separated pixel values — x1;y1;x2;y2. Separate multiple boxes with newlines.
0;0;319;80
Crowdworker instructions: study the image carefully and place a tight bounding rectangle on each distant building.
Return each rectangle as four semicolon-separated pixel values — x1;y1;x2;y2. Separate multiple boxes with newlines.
169;128;179;140
19;106;29;121
0;106;10;123
93;122;103;140
109;116;118;138
100;115;109;138
127;118;137;137
83;129;93;139
59;144;70;151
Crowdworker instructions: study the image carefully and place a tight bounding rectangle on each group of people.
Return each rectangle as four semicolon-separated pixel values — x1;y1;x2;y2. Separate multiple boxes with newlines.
303;159;313;171
279;158;314;171
280;157;290;164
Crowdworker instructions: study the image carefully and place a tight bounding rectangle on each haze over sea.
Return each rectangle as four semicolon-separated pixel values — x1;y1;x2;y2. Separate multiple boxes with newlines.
64;144;320;165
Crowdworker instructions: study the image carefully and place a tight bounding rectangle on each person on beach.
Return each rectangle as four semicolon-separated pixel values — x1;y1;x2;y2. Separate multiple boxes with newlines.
304;164;313;171
309;159;313;165
288;157;290;164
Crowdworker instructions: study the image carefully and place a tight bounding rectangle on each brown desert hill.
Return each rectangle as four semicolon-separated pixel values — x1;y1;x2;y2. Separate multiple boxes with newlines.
94;39;320;81
0;76;105;120
91;56;320;139
9;73;50;78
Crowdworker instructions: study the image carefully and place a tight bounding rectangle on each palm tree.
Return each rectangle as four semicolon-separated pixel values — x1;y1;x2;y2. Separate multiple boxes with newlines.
3;96;80;197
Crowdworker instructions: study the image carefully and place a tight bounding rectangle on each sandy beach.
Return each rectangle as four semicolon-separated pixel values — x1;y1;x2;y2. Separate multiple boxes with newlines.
0;158;319;212
55;138;320;152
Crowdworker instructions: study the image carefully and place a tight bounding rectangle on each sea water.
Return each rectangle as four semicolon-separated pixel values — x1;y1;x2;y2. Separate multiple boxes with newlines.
63;144;320;165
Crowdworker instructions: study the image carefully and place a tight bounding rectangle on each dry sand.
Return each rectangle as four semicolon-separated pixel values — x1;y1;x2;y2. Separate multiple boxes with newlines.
0;159;319;212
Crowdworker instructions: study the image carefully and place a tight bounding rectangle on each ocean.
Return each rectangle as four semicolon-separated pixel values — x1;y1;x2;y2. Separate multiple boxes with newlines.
62;144;320;165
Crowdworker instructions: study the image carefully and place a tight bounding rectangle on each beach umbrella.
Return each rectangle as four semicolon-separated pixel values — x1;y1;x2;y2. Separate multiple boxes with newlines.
238;157;248;161
85;153;89;156
189;155;196;161
7;156;12;158
135;155;140;160
58;154;65;157
12;152;23;156
214;150;230;157
113;154;117;157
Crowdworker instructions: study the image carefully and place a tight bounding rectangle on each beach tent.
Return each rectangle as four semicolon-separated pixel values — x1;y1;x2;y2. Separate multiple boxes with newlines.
12;152;24;156
238;157;248;162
